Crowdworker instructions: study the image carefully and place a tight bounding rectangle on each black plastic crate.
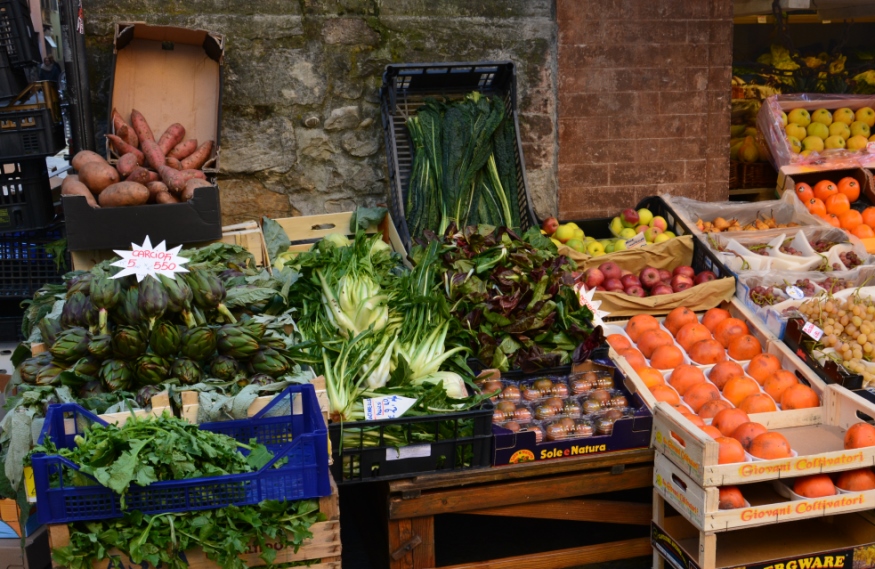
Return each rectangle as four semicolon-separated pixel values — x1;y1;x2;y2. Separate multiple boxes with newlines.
783;317;863;391
0;222;67;299
329;399;494;484
0;48;24;104
0;0;40;68
380;61;538;248
0;159;55;233
0;82;65;160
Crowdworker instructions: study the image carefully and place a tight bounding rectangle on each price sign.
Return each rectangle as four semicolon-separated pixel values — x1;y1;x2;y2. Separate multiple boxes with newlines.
576;285;610;327
802;321;824;341
363;395;417;421
625;233;647;250
110;237;190;282
785;286;805;300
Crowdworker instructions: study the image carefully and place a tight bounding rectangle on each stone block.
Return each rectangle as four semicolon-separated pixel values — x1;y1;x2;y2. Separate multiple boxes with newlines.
341;131;381;157
220;110;297;175
324;106;361;131
218;178;297;226
322;18;380;45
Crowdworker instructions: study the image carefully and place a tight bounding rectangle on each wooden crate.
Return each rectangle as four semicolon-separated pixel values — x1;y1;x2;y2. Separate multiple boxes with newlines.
47;477;341;569
652;383;875;487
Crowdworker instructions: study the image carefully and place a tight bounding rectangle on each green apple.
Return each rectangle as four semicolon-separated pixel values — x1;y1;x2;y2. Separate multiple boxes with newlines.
566;222;581;230
662;231;676;239
637;208;654;226
604;241;615;253
573;228;585;241
653;233;672;244
825;135;846;149
583;236;596;245
554;224;575;243
811;108;833;126
834;108;855;125
802;136;824;152
619;227;637;240
585;241;604;255
847;135;869;151
599;239;612;249
829;121;851;140
851;121;871;138
780;111;788;126
785;123;807;140
807;122;829;140
788;108;811;127
788;136;802;153
592;250;606;257
856;107;875;128
566;238;585;253
613;240;627;252
609;216;624;236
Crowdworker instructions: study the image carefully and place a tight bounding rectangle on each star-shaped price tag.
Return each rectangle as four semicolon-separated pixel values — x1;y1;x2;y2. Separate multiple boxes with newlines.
576;284;610;327
110;236;190;282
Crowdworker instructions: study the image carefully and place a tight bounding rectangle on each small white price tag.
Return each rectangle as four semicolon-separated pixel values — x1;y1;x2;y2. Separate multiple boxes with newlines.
575;285;609;327
802;321;824;341
785;286;804;300
110;236;189;282
625;233;647;250
363;395;417;421
386;444;431;461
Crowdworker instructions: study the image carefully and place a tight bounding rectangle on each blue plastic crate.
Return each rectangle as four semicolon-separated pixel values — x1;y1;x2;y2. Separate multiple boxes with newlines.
32;383;330;525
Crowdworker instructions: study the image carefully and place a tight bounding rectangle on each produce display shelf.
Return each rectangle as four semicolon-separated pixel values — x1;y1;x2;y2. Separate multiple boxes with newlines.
783;317;865;391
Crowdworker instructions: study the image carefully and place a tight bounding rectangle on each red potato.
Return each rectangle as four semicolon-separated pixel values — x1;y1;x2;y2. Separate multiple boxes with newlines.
117;124;139;149
130;109;155;143
181;178;212;201
157;123;186;155
155;191;180;204
98;182;150;207
105;134;145;164
61;176;99;208
78;161;120;194
168;139;197;160
165;157;182;170
180;140;214;170
71;150;107;171
125;167;153;185
116;152;142;177
146;181;169;201
141;139;166;171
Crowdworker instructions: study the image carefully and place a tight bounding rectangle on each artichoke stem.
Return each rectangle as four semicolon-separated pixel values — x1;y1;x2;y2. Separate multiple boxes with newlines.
217;303;237;324
98;308;109;336
182;310;197;329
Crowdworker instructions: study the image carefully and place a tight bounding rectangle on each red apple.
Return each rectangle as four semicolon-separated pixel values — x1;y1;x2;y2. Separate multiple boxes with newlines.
604;278;624;292
625;285;646;297
673;265;696;278
542;217;559;235
583;268;605;288
658;269;672;281
671;274;694;293
651;284;674;295
598;262;622;281
621;208;640;227
620;274;642;289
639;267;661;289
694;271;717;285
595;286;606;291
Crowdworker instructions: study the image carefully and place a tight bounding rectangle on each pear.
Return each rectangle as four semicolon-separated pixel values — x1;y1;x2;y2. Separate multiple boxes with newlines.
738;140;760;163
730;125;746;137
730;140;745;160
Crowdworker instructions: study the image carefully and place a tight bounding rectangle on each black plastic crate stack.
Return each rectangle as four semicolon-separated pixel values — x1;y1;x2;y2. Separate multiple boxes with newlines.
380;61;539;248
0;0;36;103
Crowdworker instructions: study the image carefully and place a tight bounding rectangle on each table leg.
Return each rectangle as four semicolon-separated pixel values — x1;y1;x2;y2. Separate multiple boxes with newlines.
389;515;436;569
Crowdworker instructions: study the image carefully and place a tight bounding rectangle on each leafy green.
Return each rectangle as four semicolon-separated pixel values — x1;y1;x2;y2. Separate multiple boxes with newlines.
349;207;388;232
44;237;68;272
180;243;255;270
261;216;292;262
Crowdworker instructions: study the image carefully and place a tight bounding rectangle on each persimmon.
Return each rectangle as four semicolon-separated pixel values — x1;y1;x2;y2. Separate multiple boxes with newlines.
844;422;875;449
852;224;875;239
728;334;762;360
747;353;782;385
749;431;793;459
713;318;750;348
664;306;699;337
821;213;841;228
722;376;761;407
825;193;851;216
835;468;875;491
708;361;746;390
731;421;768;450
716;436;746;464
739;393;778;414
763;370;799;401
637;329;674;359
668;364;706;395
607;334;632;351
650;384;681;406
813;180;838;201
839;209;863;231
626;314;660;343
702;308;731;332
676;323;713;352
684;382;721;413
862;207;875;228
650;345;685;370
617;347;648;372
687;339;727;365
837;177;861;202
700;425;723;439
795;182;814;203
806;198;826;216
718;486;746;510
636;366;666;388
780;384;820;410
698;399;733;420
793;474;836;498
712;408;751;437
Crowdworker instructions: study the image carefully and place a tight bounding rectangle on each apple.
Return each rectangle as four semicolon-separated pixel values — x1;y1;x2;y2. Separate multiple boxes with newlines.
851;121;871;139
780;111;788;126
639;267;661;289
604;278;624;292
550;238;562;248
807;122;829;140
651;284;674;296
612;240;626;252
624;285;646;298
787;136;802;153
582;268;605;288
567;238;586;253
542;217;559;235
619;227;637;240
653;233;672;244
802;136;824;152
811;108;833;126
645;226;663;242
694;271;717;285
788;108;811;127
856;107;875;128
586;241;605;255
658;269;672;282
637;208;654;226
671;274;695;293
847;135;868;151
829;122;851;140
663;231;676;238
620;269;633;277
573;228;585;241
636;224;649;234
595;286;606;292
834;107;855;125
785;123;807;141
825;135;846;150
673;265;695;278
609;217;624;236
554;224;575;243
620;274;641;289
598;261;622;281
650;216;668;232
620;208;640;228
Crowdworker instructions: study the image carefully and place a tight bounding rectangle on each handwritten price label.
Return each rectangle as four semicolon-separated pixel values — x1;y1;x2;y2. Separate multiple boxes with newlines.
110;236;190;282
625;233;647;250
802;321;824;341
363;395;417;421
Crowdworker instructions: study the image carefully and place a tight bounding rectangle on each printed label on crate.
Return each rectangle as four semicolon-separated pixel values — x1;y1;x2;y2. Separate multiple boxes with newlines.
576;285;610;327
111;237;190;282
738;451;866;478
802;321;825;341
23;466;35;503
386;444;431;461
624;233;647;250
786;285;805;300
362;395;417;421
739;493;865;522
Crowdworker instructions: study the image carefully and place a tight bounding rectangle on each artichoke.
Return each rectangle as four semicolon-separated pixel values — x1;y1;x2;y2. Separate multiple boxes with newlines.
134;355;171;386
90;276;122;334
170;357;203;385
160;274;193;312
112;287;140;327
66;272;93;296
38;317;62;346
249;373;275;387
36;362;66;385
180;326;217;361
19;352;53;384
71;355;101;378
149;321;182;358
216;324;260;359
78;379;105;399
61;292;89;328
219;268;244;282
240;319;266;340
83;295;100;333
259;335;286;351
87;334;113;360
138;277;169;326
185;269;236;322
50;327;90;363
250;348;289;378
99;359;133;391
209;355;239;381
112;326;148;360
136;385;165;408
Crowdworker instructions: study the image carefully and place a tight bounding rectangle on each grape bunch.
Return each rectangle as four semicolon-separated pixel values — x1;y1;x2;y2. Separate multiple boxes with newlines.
780;242;802;256
820;277;851;293
792;279;817;297
809;240;838;254
797;296;875;386
840;251;862;269
750;285;780;306
750;244;771;257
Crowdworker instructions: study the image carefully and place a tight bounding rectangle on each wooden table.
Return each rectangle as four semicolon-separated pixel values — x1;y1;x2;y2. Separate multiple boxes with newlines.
382;448;655;569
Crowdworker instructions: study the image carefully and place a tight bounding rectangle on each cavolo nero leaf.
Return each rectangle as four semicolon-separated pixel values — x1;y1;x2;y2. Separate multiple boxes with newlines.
261;216;292;262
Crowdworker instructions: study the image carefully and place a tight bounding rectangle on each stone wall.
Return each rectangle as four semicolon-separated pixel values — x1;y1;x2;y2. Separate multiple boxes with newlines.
556;0;733;220
81;0;558;225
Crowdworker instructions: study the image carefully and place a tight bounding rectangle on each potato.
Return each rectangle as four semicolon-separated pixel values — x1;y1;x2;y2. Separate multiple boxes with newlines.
98;182;150;207
141;139;166;171
78;161;120;194
125;167;152;185
61;178;99;208
155;191;180;204
130;109;155;143
181;178;212;201
157;123;186;155
117;152;141;177
165;157;182;170
168;139;197;160
146;181;169;202
180;140;214;170
71;150;107;171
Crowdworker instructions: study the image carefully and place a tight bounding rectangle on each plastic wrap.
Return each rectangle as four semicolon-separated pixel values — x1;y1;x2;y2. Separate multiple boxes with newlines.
757;93;875;171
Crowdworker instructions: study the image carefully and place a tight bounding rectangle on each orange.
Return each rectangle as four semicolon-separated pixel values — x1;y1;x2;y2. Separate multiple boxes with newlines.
862;207;875;228
708;361;746;390
722;376;761;407
650;345;685;370
702;308;731;332
664;307;699;337
779;384;819;409
813;180;838;201
687;339;727;365
716;436;746;464
678;411;706;428
844;423;875;449
712;408;751;437
668;364;707;395
837;177;861;202
683;382;721;413
825;193;851;216
731;421;768;450
607;334;632;351
806;198;826;216
795;182;814;203
713;318;750;348
617;348;648;372
676;323;713;352
700;425;723;439
835;468;875;491
718;486;746;510
626;314;660;343
727;334;762;360
650;384;681;406
763;370;799;401
739;393;778;414
637;367;666;388
821;213;841;228
839;209;864;231
698;399;733;420
747;353;782;385
749;431;793;459
852;224;875;239
794;475;836;498
637;329;675;359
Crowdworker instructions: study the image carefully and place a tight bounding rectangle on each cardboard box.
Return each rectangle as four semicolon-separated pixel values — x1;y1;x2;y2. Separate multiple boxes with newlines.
62;187;222;251
492;360;652;466
105;22;223;174
0;499;39;539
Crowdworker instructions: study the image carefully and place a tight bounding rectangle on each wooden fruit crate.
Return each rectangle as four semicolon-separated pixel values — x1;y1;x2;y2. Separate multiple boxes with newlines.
47;478;341;569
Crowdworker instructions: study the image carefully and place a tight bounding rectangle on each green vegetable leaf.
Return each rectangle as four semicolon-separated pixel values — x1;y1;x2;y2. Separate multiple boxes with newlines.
223;286;278;308
244;442;273;470
522;227;557;252
349;207;388;232
261;216;291;262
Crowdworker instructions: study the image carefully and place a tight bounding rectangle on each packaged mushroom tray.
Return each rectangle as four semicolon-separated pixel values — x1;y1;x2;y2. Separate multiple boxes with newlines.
480;360;652;466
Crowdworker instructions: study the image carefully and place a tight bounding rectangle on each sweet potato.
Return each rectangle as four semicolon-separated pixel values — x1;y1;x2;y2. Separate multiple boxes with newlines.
61;178;99;208
117;124;139;149
78;162;120;194
155;191;179;204
165;157;182;170
106;134;145;164
180;140;214;170
181;178;212;201
125;167;153;185
71;150;107;171
116;152;141;177
158;165;186;193
146;181;169;200
145;170;160;182
168;139;197;160
179;169;206;180
130;109;155;143
141;139;166;171
157;123;186;155
98;182;150;207
111;108;125;132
